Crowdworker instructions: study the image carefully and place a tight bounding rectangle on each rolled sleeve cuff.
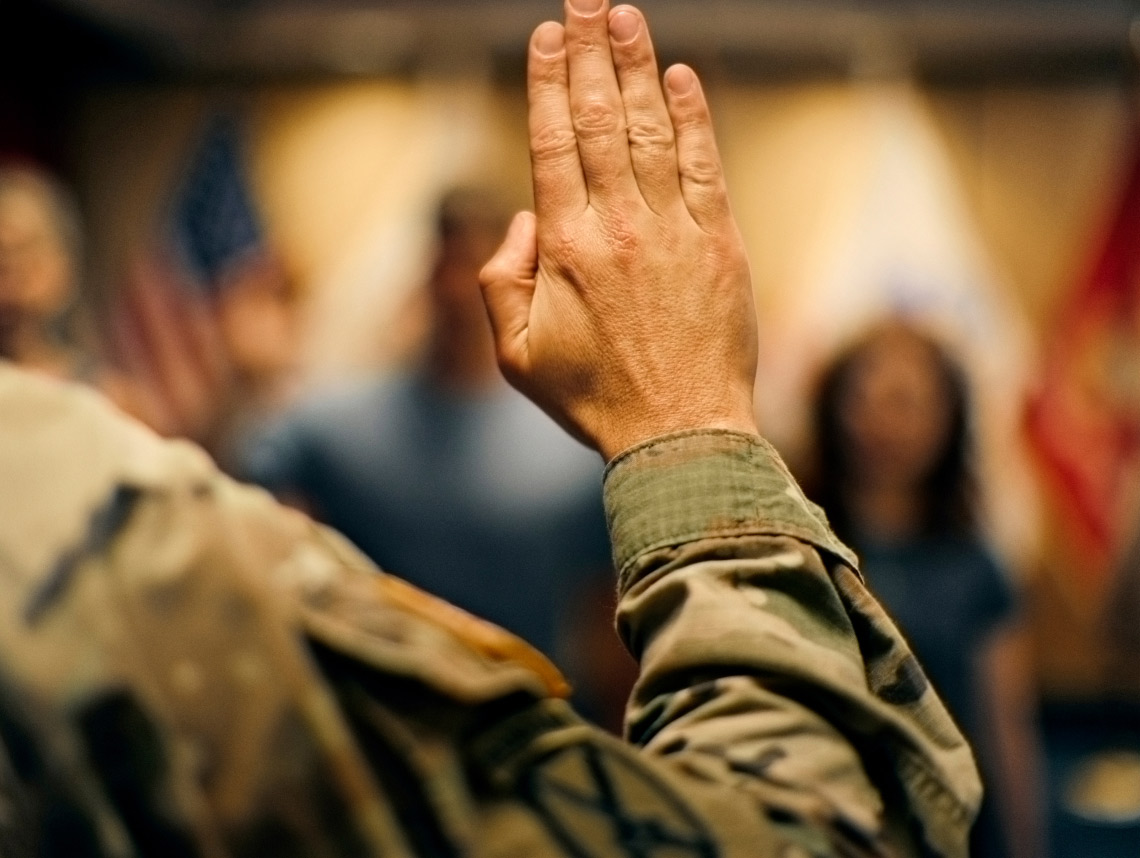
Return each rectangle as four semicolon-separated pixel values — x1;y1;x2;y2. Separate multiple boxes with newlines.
603;429;858;587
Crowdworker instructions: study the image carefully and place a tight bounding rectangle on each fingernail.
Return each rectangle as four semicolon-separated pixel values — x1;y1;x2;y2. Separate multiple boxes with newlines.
534;22;565;56
569;0;604;15
666;65;695;95
609;9;640;44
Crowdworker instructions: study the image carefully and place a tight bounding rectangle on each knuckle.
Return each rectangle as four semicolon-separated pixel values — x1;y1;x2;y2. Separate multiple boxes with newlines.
530;57;566;89
626;119;674;154
670;99;708;128
680;154;723;190
572;96;623;140
530;124;578;163
602;214;640;260
545;222;581;260
707;242;748;279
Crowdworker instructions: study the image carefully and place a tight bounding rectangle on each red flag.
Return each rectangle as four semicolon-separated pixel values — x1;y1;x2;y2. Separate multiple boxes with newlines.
1026;134;1140;592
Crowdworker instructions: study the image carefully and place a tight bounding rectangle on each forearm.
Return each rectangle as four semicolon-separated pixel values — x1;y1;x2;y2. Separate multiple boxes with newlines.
605;431;981;858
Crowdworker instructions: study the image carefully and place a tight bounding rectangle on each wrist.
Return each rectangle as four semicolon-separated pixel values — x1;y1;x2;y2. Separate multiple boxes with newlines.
601;427;858;587
596;412;759;463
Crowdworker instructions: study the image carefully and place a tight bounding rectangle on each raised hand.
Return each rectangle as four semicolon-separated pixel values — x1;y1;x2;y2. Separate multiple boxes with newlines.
479;0;758;461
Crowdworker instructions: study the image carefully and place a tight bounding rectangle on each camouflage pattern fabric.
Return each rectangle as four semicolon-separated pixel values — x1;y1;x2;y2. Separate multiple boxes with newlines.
0;364;980;857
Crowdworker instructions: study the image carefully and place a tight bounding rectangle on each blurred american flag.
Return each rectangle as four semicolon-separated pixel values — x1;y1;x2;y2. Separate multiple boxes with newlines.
167;113;268;295
110;112;271;440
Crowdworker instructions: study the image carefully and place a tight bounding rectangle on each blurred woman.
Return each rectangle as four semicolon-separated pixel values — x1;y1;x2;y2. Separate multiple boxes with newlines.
0;163;150;413
0;162;300;469
0;165;96;376
807;321;1047;858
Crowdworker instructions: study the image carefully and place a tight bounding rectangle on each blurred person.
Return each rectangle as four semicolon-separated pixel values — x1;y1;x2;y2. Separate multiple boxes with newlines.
0;3;983;856
0;163;205;435
0;164;88;376
0;164;141;405
806;321;1047;858
0;160;299;467
242;187;622;696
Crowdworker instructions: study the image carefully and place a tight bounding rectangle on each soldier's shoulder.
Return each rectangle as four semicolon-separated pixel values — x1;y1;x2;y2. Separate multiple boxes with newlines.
290;521;573;703
0;363;211;476
0;365;568;715
0;365;213;583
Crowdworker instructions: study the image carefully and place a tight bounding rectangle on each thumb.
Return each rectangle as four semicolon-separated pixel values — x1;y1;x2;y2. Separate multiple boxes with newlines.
479;211;537;377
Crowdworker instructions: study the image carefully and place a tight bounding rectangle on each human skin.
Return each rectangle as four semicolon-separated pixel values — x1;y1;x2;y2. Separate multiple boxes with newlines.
479;0;759;461
0;179;76;371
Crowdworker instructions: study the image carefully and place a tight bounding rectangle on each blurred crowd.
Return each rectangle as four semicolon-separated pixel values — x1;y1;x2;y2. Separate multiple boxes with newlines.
2;130;1139;856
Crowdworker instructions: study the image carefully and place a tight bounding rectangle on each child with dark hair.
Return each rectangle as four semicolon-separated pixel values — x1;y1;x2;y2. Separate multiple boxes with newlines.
807;321;1047;858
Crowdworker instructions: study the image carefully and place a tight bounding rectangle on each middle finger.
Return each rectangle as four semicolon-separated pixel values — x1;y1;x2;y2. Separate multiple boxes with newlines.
564;0;639;206
608;6;680;215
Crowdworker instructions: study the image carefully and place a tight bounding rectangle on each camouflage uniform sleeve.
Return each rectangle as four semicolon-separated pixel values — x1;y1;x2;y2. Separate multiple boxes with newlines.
603;430;982;858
